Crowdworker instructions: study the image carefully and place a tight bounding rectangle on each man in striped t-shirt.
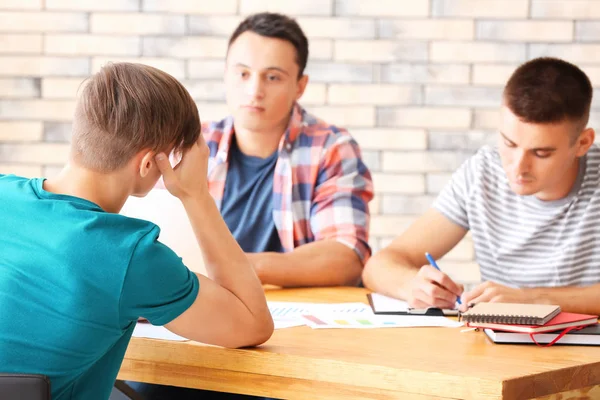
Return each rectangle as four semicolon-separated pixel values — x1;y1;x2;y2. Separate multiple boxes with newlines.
363;57;600;316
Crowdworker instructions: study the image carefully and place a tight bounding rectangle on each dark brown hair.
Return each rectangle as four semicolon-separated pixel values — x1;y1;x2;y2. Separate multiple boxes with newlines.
504;57;593;139
72;62;200;172
228;12;309;78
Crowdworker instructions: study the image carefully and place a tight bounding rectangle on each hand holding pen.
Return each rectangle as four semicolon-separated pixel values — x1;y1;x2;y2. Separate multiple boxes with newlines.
425;252;462;305
403;253;464;310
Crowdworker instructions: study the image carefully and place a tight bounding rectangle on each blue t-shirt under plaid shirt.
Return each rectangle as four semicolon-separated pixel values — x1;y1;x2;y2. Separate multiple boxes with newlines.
220;136;283;253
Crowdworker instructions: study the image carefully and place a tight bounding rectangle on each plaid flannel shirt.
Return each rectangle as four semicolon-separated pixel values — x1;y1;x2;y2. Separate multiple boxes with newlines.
203;103;374;263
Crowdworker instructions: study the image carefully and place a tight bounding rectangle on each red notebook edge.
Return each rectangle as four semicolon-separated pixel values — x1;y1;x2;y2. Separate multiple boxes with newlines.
484;323;600;346
468;312;599;334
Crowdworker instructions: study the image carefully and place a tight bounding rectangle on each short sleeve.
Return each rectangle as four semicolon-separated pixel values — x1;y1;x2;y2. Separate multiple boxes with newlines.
119;226;199;327
433;152;481;230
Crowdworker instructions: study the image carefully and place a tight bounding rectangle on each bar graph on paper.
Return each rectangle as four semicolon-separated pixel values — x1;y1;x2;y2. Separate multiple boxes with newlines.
302;314;399;328
268;302;372;329
268;302;372;318
302;314;463;329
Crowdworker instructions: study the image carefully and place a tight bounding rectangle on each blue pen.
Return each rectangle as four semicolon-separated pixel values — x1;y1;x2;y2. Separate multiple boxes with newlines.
424;252;462;305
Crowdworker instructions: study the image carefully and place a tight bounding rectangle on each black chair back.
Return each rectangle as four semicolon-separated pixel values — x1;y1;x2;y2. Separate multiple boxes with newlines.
0;374;51;400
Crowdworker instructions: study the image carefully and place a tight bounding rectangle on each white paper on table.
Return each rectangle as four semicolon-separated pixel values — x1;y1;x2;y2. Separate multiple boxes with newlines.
302;313;464;329
133;322;188;341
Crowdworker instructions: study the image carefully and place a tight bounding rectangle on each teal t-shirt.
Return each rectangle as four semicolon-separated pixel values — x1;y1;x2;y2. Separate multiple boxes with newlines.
0;175;199;400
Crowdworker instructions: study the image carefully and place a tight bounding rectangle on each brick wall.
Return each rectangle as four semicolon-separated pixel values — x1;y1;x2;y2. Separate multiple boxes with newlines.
2;0;598;284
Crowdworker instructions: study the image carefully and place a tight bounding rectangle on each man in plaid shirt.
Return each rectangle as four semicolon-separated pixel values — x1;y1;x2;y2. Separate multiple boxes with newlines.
204;12;373;289
130;11;374;400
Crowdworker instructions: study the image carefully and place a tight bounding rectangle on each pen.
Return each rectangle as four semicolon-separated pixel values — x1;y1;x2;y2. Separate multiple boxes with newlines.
424;252;462;305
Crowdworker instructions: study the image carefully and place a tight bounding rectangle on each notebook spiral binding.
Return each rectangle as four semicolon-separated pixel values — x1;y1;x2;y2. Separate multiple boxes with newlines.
460;314;545;325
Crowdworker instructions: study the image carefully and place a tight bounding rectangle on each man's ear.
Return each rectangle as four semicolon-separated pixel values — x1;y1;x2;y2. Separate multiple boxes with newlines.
576;127;595;157
296;74;309;101
138;150;156;178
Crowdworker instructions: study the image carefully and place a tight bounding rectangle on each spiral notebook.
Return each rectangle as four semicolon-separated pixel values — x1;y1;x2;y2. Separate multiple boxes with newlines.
459;303;561;325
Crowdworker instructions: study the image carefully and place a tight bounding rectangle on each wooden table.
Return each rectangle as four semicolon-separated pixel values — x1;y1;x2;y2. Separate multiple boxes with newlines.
117;287;600;399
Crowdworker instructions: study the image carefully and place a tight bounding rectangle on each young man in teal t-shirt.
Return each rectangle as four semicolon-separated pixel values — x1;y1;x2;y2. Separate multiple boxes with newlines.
0;63;273;400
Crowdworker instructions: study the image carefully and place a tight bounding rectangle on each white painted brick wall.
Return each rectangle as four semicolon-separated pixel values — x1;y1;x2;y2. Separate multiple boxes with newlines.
41;78;86;99
90;14;186;35
0;34;43;53
45;35;141;56
0;1;42;10
240;0;332;16
379;19;474;40
142;37;227;58
430;42;526;63
328;84;421;106
334;40;428;62
531;0;600;19
335;0;429;17
46;0;139;12
0;56;90;76
432;0;529;18
0;78;40;98
381;64;470;85
0;122;43;141
476;21;573;42
143;0;237;14
0;12;88;32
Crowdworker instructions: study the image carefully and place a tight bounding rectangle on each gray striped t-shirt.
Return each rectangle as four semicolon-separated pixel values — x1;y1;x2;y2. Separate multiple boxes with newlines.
434;145;600;288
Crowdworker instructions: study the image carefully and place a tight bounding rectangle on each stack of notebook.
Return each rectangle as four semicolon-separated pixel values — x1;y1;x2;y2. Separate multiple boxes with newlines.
484;324;600;345
460;303;599;345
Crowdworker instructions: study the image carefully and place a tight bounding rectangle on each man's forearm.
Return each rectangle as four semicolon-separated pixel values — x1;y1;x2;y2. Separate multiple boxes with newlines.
182;193;267;313
248;240;363;287
362;249;421;299
527;284;600;315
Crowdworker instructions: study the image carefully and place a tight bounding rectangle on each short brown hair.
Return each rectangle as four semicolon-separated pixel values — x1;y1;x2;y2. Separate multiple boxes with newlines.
503;57;593;139
72;62;200;172
228;12;309;78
